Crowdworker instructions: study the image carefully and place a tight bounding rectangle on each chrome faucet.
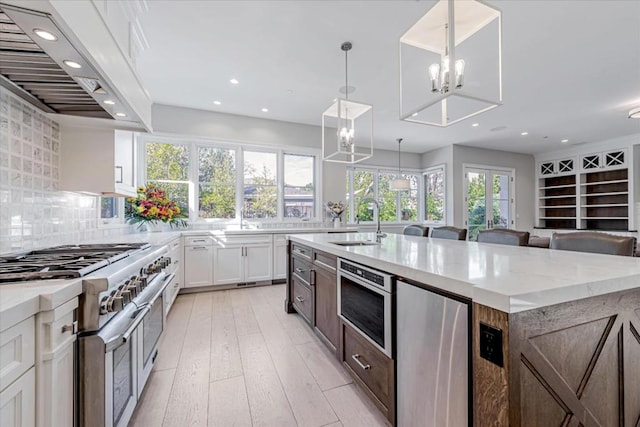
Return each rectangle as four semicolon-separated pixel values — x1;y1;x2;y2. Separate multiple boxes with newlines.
239;207;246;229
357;197;386;243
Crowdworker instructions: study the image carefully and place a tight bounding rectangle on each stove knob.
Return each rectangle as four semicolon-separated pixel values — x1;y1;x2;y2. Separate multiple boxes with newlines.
111;296;124;312
163;257;171;268
120;290;132;305
99;296;110;315
139;275;148;288
126;282;138;297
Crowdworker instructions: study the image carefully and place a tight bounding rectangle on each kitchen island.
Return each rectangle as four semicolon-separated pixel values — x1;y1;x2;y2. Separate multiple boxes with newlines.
285;232;640;426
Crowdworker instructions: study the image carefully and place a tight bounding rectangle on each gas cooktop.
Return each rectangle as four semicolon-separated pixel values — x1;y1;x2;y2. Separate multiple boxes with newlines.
0;243;150;283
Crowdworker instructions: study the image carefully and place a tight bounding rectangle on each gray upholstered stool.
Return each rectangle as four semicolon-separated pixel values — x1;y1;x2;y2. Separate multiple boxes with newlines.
403;225;429;237
477;229;530;246
431;226;467;241
550;232;636;257
528;236;551;248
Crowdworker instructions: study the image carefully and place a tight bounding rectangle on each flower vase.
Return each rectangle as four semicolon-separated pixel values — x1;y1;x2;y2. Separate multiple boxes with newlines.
333;218;341;228
146;221;165;232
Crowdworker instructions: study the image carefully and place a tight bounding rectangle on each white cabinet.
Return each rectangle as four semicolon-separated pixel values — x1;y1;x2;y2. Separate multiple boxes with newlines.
273;234;288;280
184;236;213;288
537;157;576;177
579;148;627;172
0;367;35;427
164;238;183;316
213;235;273;286
60;127;137;197
35;298;77;427
0;318;35;393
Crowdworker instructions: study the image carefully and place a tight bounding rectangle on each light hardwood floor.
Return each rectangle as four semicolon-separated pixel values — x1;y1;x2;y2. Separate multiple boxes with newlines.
129;284;390;427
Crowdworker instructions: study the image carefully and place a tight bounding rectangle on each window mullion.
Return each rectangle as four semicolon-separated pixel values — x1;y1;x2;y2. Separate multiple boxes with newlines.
237;146;244;220
277;149;284;221
189;142;198;222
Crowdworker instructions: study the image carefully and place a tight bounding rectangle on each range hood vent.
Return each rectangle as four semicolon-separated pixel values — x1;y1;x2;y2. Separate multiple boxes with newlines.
0;3;136;121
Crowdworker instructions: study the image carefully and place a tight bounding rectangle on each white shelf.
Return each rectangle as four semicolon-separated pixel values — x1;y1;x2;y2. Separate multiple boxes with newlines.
582;217;628;220
540;217;576;220
582;204;628;208
541;205;576;209
540;195;577;199
539;184;576;190
580;179;628;186
581;191;628;197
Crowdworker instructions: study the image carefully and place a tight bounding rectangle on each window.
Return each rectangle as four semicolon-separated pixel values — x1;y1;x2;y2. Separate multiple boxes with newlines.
347;168;420;223
145;142;190;211
142;138;317;221
99;196;123;225
284;153;315;218
199;146;236;218
243;150;277;219
424;166;445;223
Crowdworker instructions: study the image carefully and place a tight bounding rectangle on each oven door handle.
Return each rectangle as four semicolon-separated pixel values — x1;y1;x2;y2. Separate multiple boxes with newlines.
338;271;388;296
143;273;175;309
104;306;150;352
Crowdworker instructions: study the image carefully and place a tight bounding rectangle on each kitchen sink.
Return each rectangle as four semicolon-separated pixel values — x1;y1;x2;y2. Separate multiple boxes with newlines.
330;241;380;247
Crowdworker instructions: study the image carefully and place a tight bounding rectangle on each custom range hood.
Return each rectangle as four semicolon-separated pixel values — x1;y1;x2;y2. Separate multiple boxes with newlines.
0;3;138;122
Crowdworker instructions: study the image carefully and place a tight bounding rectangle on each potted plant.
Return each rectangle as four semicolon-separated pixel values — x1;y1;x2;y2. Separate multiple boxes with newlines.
126;185;187;231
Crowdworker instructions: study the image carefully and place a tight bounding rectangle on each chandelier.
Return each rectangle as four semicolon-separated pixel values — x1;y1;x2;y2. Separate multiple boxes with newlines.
399;0;502;127
390;138;410;191
322;42;373;163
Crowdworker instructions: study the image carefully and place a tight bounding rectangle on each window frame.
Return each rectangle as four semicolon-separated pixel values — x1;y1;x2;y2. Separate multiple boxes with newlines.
346;166;423;224
137;134;321;223
423;164;447;225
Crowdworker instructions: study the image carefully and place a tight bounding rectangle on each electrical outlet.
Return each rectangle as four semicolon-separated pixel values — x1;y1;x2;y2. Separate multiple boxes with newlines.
479;322;504;367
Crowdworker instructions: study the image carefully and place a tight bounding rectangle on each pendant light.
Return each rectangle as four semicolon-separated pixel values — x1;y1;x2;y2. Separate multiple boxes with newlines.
322;42;374;163
390;138;410;191
399;0;502;127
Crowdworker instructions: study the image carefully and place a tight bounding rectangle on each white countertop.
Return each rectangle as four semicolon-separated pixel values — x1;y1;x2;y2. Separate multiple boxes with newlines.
287;232;640;314
0;278;82;331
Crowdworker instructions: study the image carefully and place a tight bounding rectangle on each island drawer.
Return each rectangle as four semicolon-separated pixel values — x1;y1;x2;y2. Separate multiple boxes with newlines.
292;256;312;285
291;277;313;324
342;322;393;413
291;243;312;261
313;250;336;271
184;236;213;246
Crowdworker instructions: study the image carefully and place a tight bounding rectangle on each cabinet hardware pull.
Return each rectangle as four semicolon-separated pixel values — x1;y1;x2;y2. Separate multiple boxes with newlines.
310;269;316;286
295;267;305;274
61;320;78;334
295;296;305;302
351;354;371;370
192;246;207;250
115;166;124;183
192;239;206;243
174;260;179;264
295;248;306;254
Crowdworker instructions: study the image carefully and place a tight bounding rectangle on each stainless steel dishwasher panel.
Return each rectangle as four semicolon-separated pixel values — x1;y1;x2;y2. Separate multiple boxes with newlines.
396;280;469;427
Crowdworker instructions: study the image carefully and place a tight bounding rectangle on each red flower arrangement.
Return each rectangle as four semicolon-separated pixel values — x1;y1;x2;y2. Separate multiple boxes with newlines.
126;185;187;229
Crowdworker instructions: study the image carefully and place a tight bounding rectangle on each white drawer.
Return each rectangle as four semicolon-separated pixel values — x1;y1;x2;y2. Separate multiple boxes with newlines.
37;298;78;356
184;236;213;246
168;238;181;251
0;366;35;427
217;234;273;246
0;317;35;393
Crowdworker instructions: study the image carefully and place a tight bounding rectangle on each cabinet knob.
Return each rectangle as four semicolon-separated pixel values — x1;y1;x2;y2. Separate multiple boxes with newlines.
295;296;305;303
61;321;78;334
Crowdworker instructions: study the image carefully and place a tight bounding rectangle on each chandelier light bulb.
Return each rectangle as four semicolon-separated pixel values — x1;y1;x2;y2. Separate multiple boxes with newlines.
455;60;465;88
338;126;355;147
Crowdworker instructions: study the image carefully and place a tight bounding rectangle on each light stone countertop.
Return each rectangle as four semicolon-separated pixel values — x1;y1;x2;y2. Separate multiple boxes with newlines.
0;227;357;328
287;232;640;314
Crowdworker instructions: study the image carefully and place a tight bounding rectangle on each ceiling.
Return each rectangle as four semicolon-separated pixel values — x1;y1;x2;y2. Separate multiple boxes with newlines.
136;0;640;154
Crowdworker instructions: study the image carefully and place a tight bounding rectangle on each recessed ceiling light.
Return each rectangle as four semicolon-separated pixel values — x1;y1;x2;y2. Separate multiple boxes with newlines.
472;123;479;127
287;89;294;94
103;100;115;105
521;132;529;136
63;60;82;69
561;139;569;143
33;29;57;41
629;107;640;119
261;108;269;112
115;112;127;117
213;100;221;105
230;78;239;85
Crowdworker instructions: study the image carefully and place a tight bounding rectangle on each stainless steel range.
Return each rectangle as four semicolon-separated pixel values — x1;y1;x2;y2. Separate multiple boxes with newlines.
0;242;175;427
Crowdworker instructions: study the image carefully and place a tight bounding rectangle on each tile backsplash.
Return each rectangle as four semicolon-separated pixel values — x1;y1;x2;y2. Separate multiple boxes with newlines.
0;89;131;253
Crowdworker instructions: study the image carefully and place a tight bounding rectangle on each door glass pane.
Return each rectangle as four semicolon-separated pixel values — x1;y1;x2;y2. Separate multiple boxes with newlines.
492;173;510;229
425;168;445;222
378;173;398;222
243;151;277;218
467;172;486;241
400;174;419;221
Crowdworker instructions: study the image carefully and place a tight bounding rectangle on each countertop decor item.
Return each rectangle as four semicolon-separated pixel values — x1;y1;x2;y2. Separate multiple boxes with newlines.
322;42;373;164
326;201;345;226
126;185;187;230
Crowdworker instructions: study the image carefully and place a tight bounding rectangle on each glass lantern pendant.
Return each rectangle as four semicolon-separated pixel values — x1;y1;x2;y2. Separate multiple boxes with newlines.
322;42;374;164
399;0;502;127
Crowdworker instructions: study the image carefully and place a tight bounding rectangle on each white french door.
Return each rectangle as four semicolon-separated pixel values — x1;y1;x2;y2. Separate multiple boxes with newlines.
463;166;515;241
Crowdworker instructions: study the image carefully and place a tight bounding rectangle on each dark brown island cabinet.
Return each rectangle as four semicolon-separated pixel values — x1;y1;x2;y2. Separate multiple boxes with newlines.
286;240;640;426
285;241;395;423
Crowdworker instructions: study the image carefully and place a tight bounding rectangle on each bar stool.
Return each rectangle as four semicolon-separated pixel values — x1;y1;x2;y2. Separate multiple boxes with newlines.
403;225;429;237
430;226;467;241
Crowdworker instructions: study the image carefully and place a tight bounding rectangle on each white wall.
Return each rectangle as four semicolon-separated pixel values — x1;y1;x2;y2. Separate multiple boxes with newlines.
452;145;535;231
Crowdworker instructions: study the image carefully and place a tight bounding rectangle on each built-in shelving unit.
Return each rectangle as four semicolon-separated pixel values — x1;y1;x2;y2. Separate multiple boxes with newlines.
536;144;637;232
